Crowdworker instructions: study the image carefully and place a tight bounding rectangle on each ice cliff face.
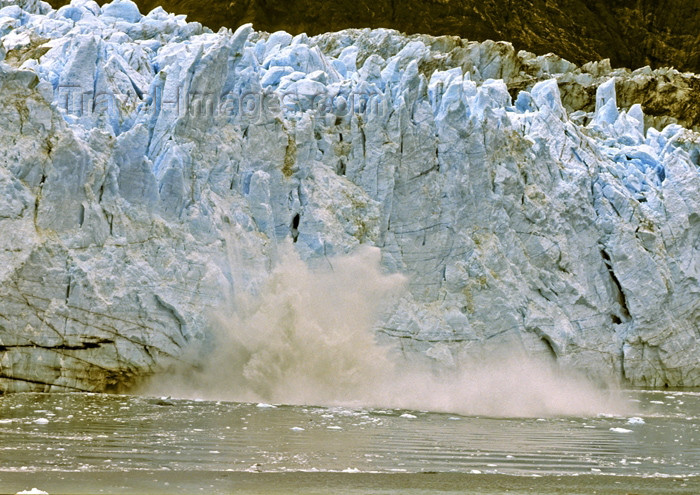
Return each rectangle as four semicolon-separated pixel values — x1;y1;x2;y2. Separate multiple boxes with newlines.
1;0;698;392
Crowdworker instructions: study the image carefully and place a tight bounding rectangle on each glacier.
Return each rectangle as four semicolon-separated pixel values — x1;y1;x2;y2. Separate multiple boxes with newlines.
0;0;698;392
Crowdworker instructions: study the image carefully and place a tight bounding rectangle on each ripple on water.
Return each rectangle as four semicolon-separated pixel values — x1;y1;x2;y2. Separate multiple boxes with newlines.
0;391;698;477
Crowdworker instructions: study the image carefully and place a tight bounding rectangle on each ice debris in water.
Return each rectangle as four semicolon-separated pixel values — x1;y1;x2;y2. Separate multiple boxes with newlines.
609;427;634;433
627;417;645;424
15;489;49;495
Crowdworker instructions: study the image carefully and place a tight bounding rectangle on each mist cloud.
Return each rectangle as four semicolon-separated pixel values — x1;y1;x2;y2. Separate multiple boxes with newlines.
141;244;631;418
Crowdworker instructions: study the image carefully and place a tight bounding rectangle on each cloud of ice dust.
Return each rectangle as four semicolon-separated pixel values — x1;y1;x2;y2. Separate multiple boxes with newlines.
142;244;632;418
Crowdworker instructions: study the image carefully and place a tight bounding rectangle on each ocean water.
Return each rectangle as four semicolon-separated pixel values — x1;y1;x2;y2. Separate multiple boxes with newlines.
0;390;698;494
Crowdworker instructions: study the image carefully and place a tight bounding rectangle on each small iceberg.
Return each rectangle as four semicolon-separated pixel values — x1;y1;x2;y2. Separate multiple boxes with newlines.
609;427;633;433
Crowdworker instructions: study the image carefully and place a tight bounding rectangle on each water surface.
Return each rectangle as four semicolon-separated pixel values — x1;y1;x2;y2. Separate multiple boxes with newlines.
0;390;698;493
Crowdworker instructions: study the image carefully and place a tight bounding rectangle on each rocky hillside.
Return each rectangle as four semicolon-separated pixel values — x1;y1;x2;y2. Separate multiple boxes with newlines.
45;0;700;74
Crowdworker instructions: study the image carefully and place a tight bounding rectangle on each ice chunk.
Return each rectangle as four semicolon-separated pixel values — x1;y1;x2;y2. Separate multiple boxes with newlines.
472;78;511;117
514;90;536;113
260;65;293;88
593;77;618;126
101;0;141;24
627;103;645;135
609;427;633;433
0;6;23;19
338;45;358;73
56;5;85;22
531;78;566;120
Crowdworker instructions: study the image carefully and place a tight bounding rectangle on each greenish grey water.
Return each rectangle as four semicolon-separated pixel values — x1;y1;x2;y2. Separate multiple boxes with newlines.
0;390;698;494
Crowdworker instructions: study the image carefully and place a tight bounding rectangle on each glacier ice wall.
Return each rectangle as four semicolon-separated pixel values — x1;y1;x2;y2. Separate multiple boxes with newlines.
0;0;698;392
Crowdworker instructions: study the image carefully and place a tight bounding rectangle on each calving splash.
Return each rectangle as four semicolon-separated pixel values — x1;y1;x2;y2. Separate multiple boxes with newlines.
144;245;629;418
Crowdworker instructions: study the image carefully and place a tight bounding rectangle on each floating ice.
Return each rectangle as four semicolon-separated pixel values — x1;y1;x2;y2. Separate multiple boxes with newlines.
609;427;634;433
